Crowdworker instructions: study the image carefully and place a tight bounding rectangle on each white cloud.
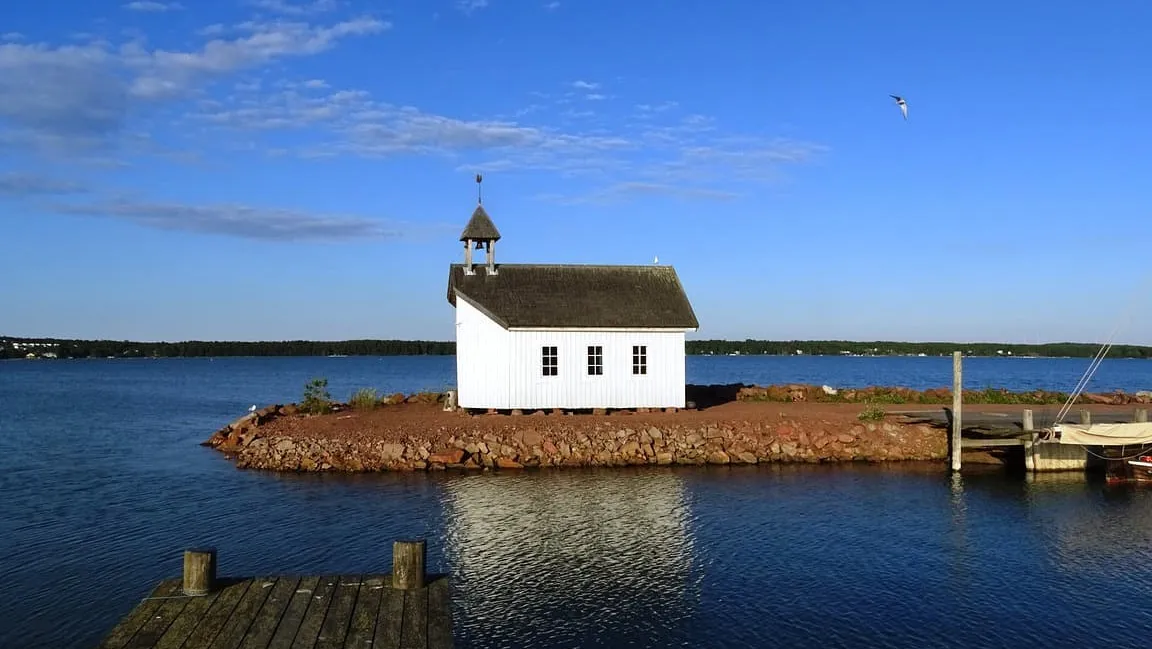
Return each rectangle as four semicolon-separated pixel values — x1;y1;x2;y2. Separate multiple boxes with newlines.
248;0;340;16
124;17;389;100
0;172;89;196
186;81;826;204
47;196;406;242
570;80;599;90
0;41;128;152
2;33;25;42
544;2;561;10
0;17;389;159
456;0;490;15
123;1;185;11
538;182;740;205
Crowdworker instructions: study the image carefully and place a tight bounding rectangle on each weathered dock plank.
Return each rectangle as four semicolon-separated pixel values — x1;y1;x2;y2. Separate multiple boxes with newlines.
208;575;277;649
151;587;223;649
315;574;363;649
95;542;454;649
343;576;385;648
99;580;184;649
236;576;300;649
289;575;339;649
98;574;453;649
399;586;428;649
426;577;453;649
373;585;405;649
265;576;320;649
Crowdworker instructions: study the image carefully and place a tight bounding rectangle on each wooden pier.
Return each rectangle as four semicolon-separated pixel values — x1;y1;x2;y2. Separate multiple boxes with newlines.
891;351;1150;473
97;540;452;649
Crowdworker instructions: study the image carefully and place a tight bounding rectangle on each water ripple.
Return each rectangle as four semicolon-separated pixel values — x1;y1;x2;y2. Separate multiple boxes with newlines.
5;358;1152;648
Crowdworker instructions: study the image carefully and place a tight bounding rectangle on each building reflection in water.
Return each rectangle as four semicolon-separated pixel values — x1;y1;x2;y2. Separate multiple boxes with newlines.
437;468;698;647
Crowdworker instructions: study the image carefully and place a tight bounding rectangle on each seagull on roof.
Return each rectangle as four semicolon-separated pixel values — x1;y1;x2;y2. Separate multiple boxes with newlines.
890;94;907;120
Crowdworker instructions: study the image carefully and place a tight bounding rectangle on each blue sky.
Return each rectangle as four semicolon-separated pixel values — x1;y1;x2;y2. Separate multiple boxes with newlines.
2;0;1151;344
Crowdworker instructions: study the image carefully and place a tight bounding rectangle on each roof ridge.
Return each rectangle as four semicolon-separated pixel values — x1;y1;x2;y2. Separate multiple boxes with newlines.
459;204;501;241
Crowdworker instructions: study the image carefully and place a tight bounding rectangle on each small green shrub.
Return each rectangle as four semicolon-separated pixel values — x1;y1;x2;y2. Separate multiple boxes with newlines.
350;387;380;410
301;377;332;415
858;404;886;422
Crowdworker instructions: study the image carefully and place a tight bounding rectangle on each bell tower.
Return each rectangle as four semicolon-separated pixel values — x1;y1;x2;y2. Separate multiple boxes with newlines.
460;174;501;276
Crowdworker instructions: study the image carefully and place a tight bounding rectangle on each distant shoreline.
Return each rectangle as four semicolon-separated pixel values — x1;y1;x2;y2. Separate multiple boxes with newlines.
3;335;1151;360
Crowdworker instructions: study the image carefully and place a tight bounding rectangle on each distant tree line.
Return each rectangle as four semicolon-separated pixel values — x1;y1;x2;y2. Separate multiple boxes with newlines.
0;337;454;359
685;339;1152;359
3;336;1150;360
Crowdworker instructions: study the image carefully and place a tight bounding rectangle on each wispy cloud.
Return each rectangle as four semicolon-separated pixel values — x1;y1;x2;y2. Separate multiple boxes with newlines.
544;1;561;10
0;172;89;196
570;80;600;90
124;17;389;100
248;0;340;16
2;33;25;42
188;79;826;202
123;1;185;11
0;17;388;157
456;0;490;15
47;196;407;242
538;182;741;205
249;0;338;15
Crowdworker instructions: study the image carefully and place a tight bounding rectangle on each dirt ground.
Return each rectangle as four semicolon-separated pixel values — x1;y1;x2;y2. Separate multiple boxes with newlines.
247;399;1146;444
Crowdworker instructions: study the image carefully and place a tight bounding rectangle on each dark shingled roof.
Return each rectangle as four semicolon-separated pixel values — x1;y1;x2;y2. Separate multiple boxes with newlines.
447;264;699;329
459;205;501;241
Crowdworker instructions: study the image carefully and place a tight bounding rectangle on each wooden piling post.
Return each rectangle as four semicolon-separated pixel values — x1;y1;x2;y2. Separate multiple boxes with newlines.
182;548;217;596
1021;408;1035;472
951;351;962;472
1136;408;1148;423
1079;409;1091;426
392;539;427;590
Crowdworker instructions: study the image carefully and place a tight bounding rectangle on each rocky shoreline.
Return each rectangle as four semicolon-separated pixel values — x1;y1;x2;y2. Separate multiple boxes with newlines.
203;405;945;473
200;383;1152;474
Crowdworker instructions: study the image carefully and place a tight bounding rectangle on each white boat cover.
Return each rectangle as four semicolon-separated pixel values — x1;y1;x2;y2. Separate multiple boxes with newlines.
1055;422;1152;446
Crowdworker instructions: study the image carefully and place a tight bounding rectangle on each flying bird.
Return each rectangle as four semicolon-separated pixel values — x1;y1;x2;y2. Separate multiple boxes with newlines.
890;94;907;120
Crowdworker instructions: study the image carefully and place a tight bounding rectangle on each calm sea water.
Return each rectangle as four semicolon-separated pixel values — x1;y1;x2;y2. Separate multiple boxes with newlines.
2;355;1152;648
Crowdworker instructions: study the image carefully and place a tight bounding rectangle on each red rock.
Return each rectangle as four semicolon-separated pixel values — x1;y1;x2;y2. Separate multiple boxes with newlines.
428;449;465;465
496;458;524;469
706;450;731;465
543;440;558;456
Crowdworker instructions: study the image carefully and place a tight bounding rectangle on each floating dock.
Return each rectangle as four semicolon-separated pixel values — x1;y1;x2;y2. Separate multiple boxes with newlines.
97;540;452;649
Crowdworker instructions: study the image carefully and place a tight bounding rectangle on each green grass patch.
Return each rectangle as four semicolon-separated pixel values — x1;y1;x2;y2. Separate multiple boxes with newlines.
301;377;333;415
349;387;381;410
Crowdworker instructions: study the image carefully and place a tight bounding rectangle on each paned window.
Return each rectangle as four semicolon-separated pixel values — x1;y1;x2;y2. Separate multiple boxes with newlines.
632;345;647;375
542;346;558;376
587;345;603;375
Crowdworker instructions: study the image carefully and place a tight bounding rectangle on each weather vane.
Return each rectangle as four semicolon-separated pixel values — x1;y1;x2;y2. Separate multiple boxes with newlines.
476;173;483;204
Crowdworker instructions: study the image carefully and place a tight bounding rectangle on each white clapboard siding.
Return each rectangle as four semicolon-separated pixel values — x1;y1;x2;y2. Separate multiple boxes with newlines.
505;329;686;409
455;291;690;410
455;295;511;409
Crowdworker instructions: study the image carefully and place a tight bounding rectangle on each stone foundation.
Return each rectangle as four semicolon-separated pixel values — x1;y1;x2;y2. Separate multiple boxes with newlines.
203;402;948;473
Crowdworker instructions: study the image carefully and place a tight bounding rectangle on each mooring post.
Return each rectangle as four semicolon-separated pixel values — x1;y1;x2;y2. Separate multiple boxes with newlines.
392;539;427;590
1136;408;1148;423
183;548;217;596
951;351;962;472
1079;409;1091;426
1022;409;1035;472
